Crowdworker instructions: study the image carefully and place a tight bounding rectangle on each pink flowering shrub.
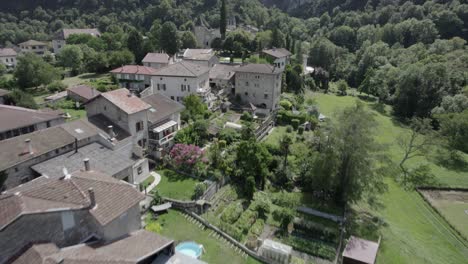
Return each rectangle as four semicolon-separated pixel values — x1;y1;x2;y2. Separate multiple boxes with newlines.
169;144;206;171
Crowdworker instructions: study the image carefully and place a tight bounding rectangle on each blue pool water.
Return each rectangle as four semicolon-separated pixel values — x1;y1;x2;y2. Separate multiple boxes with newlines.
175;241;202;259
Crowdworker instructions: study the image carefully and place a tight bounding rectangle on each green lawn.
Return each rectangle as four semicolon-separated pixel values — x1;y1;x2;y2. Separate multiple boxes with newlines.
61;108;86;122
62;72;110;88
311;92;468;264
153;169;200;200
146;210;260;264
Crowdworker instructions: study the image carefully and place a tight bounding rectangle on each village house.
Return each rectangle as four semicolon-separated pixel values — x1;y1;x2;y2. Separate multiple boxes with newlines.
110;65;157;94
342;236;380;264
142;52;173;69
141;93;185;159
67;84;100;104
182;48;219;68
0;104;65;141
194;25;221;49
52;28;100;54
18;40;48;56
150;61;212;105
0;48;17;68
0;167;145;263
209;63;239;95
234;63;283;113
261;48;292;70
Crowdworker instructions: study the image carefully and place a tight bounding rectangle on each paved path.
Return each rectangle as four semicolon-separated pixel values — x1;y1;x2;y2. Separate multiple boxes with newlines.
144;171;161;194
297;206;344;223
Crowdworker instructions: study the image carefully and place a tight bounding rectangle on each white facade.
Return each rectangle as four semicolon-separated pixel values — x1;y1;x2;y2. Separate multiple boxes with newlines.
235;71;282;110
151;73;210;103
272;57;289;70
143;61;169;69
0;55;16;68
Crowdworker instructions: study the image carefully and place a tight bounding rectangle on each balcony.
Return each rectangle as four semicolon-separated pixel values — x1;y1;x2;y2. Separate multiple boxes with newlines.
149;120;178;146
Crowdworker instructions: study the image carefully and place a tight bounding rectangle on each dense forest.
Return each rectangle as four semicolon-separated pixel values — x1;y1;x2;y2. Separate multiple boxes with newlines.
0;0;467;129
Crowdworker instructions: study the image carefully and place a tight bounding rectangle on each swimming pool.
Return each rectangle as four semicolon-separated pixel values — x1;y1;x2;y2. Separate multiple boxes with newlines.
175;241;203;259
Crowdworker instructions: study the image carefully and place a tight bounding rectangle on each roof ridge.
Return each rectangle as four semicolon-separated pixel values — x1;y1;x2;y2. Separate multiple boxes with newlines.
180;61;197;76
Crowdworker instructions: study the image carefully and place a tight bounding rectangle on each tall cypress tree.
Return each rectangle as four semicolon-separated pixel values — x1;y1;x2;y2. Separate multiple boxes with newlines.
220;0;227;39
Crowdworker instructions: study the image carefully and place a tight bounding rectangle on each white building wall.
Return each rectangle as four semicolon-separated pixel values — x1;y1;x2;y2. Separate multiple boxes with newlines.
151;73;209;103
235;72;282;110
0;55;17;67
102;203;142;241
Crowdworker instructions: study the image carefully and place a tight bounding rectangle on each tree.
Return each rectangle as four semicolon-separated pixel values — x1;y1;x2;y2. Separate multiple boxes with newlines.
235;140;272;194
433;10;463;39
57;45;83;75
108;50;134;68
279;135;293;169
277;208;294;234
126;29;144;63
271;27;285;48
331;102;386;205
149;20;162;50
5;89;38;109
169;144;206;172
336;80;348;95
329;26;356;51
194;182;207;199
437;110;468;154
397;118;433;184
14;53;60;88
431;94;468;115
180;31;198;49
220;0;227;39
181;94;209;122
160;22;179;55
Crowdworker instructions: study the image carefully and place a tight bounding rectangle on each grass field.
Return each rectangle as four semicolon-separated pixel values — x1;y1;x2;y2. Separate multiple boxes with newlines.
153;169;200;200
62;72;110;87
145;210;260;264
420;189;468;240
311;92;468;264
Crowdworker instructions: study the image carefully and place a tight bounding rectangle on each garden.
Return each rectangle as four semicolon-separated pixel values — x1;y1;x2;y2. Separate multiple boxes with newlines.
151;169;202;201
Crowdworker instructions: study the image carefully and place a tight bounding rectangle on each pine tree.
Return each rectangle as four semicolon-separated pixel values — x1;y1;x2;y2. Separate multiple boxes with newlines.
220;0;227;39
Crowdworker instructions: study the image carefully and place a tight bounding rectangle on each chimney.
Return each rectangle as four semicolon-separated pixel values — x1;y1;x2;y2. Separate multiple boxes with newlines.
88;188;96;209
25;139;33;154
107;125;116;139
83;158;91;171
74;138;78;153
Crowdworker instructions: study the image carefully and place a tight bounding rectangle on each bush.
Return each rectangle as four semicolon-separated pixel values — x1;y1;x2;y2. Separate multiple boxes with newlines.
250;219;265;236
218;140;227;148
282;234;336;260
298;126;304;135
193;182;207;199
291;119;300;129
219;128;240;144
235;209;258;234
6;89;38;109
52;99;76;109
286;125;293;133
47;80;66;93
241;111;253;121
280;99;293;110
221;202;244;224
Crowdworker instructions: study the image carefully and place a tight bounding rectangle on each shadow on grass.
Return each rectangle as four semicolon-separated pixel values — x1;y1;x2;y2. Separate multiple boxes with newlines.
431;150;468;173
162;170;193;182
370;102;390;116
345;209;386;241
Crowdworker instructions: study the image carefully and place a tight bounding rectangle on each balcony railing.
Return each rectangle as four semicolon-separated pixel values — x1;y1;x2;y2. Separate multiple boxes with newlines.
149;131;176;146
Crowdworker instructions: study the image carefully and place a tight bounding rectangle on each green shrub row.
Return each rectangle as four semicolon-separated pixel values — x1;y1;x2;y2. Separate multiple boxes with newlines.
293;218;340;244
220;202;244;224
282;235;336;260
235;209;258;235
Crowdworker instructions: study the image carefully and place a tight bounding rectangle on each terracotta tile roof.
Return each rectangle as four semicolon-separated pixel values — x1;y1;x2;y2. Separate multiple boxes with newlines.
262;48;292;58
13;230;174;264
109;65;158;75
142;53;170;64
343;236;379;264
1;170;145;230
19;40;47;47
141;93;185;124
0;48;17;57
67;85;100;101
0;104;64;133
96;88;151;115
235;63;283;74
153;61;210;77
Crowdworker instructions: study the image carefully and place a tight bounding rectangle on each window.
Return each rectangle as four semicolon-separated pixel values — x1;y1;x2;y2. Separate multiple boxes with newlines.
137;166;143;175
245;81;249;86
46;121;51;128
245;92;248;96
61;211;75;231
171;96;174;100
136;121;144;132
264;94;269;99
157;84;160;90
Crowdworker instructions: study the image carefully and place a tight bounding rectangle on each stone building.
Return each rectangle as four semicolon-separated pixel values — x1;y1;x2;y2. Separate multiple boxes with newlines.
194;26;221;49
150;61;212;105
67;84;100;103
182;48;219;68
18;40;48;56
0;104;65;141
0;48;17;68
110;65;157;94
209;63;239;95
52;28;100;54
261;48;292;70
141;93;185;159
0;168;145;263
234;63;283;113
142;52;173;69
